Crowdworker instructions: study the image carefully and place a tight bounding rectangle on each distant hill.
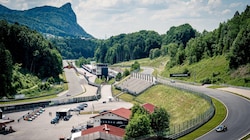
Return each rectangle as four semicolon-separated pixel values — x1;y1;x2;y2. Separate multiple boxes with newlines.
0;3;93;38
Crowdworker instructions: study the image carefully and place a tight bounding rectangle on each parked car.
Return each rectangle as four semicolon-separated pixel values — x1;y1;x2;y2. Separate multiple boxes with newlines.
79;103;88;107
215;125;227;132
63;115;72;121
71;127;80;133
51;116;59;124
51;118;59;124
77;105;84;110
70;108;81;112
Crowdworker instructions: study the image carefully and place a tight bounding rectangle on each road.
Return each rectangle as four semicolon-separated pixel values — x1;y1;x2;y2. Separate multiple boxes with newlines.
159;79;250;140
141;67;154;75
56;61;86;99
0;61;132;140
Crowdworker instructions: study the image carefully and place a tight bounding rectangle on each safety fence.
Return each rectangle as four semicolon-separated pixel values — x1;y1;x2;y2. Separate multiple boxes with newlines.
0;74;101;114
158;77;215;139
131;76;215;140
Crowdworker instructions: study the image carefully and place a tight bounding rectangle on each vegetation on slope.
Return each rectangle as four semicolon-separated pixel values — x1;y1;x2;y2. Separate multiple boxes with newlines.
0;3;92;38
0;20;63;98
113;84;210;126
161;55;250;87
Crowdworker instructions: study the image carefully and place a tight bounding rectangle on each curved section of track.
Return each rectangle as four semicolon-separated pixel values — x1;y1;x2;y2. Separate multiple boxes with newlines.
170;82;250;140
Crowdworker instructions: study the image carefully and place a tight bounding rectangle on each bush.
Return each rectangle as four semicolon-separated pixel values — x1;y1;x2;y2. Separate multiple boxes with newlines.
115;72;122;81
38;82;51;90
200;78;211;85
123;69;130;77
47;77;55;84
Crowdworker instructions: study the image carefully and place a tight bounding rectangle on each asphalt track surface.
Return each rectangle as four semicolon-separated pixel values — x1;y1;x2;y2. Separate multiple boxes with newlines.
165;81;250;140
2;64;249;140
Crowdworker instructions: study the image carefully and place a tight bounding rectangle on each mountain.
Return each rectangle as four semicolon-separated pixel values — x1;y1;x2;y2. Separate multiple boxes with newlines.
0;3;93;38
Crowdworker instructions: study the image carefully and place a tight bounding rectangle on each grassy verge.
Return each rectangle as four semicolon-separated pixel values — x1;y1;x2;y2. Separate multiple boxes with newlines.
207;85;227;89
95;77;116;85
112;84;211;127
242;134;250;140
61;72;68;90
178;98;227;140
0;72;67;105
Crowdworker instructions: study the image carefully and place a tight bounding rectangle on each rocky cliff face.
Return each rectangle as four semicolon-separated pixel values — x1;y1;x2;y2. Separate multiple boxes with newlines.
0;3;93;38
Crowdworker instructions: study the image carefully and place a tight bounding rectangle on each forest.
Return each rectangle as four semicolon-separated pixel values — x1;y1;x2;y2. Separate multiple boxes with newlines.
0;20;63;97
94;6;250;70
0;5;249;97
50;38;97;59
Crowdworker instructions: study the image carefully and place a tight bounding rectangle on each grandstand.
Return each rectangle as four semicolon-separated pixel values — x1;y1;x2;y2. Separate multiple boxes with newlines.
115;73;156;96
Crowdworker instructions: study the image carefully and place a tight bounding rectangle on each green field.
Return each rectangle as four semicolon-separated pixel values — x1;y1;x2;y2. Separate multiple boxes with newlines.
112;55;250;87
113;84;211;126
178;98;226;140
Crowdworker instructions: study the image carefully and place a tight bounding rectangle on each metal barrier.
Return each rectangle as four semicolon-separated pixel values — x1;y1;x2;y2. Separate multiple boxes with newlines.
0;75;102;114
131;77;215;140
157;77;215;139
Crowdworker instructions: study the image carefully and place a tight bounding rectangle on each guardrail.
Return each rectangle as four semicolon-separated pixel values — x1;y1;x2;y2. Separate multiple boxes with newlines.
131;76;215;140
0;68;102;114
156;76;215;139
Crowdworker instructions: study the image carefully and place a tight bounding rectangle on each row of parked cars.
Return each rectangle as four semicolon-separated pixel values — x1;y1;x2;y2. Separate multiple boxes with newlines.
69;103;88;112
24;107;45;121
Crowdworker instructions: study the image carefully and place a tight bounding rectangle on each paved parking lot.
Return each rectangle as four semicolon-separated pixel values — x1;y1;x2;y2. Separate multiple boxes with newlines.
0;100;132;140
0;62;133;140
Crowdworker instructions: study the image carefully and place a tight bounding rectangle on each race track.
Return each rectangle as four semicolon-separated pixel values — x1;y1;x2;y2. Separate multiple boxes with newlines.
169;82;250;140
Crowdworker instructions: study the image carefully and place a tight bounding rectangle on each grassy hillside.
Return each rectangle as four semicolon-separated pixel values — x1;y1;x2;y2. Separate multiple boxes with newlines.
114;55;249;87
137;85;210;125
161;55;250;87
113;84;210;126
112;56;170;76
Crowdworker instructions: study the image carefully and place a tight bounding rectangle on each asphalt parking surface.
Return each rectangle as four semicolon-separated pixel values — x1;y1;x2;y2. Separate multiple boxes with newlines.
0;60;133;140
0;100;132;140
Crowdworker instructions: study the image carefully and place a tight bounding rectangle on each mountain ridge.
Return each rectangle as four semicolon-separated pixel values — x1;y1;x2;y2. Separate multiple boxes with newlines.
0;3;93;38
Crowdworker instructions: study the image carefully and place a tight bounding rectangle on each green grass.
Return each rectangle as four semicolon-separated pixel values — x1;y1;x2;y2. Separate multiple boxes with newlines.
113;84;227;139
112;55;250;87
178;98;227;140
136;85;211;125
160;55;250;87
95;77;116;85
207;85;227;89
113;84;211;126
241;133;250;140
0;72;67;105
112;56;170;76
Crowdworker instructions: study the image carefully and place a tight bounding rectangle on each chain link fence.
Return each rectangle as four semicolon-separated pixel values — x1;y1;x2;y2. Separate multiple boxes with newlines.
156;77;215;139
131;76;215;140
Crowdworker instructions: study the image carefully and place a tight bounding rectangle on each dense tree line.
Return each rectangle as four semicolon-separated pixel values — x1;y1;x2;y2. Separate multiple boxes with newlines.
0;20;62;97
165;6;250;69
124;104;170;139
94;30;162;64
50;38;97;59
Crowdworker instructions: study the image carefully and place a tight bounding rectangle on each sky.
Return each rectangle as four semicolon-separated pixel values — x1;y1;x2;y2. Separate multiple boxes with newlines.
0;0;249;39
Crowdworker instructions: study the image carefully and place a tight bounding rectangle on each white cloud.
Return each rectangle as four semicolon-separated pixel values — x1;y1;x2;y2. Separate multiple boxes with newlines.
208;0;221;8
222;9;231;15
229;2;242;8
1;0;249;38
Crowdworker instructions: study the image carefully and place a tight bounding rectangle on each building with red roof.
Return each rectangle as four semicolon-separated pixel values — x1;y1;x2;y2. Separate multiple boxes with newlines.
142;103;156;114
91;107;131;128
74;124;125;140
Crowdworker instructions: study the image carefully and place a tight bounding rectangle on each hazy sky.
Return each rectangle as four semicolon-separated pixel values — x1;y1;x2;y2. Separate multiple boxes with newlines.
0;0;249;39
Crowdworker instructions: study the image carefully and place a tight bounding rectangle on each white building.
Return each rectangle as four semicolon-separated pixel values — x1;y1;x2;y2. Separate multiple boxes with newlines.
90;108;131;128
